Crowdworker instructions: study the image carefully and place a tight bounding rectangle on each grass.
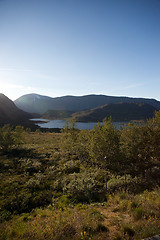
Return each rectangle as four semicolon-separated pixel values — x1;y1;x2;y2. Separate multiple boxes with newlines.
100;189;160;239
0;189;160;239
0;206;108;240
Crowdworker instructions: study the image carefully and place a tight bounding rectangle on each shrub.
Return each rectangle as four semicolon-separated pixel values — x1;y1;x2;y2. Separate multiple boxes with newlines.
13;125;25;145
88;118;121;174
63;160;80;174
0;125;25;151
107;175;138;193
0;125;14;151
55;170;105;202
26;128;31;133
21;159;41;175
132;207;144;220
120;114;160;178
122;225;135;238
35;129;41;134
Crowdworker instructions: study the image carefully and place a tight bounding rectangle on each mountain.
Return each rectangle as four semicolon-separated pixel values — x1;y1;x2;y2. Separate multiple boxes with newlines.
72;103;157;122
14;93;160;114
0;93;33;127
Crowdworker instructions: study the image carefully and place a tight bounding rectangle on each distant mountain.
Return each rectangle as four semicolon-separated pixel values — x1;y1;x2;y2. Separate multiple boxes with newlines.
0;93;33;127
14;93;160;114
73;102;157;122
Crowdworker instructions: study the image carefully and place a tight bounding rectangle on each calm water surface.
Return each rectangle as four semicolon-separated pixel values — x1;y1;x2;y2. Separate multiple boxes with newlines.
31;119;128;130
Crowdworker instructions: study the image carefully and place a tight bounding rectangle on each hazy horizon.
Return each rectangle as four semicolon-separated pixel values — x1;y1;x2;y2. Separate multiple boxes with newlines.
0;0;160;101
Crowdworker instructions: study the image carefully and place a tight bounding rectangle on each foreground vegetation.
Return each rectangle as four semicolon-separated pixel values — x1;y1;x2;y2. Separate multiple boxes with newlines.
0;112;160;239
1;189;160;239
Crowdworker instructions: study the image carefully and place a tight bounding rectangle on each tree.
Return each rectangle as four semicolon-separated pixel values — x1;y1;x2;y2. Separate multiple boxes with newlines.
146;111;160;168
0;125;14;151
120;119;159;178
88;118;121;173
0;125;25;151
13;125;25;145
60;118;79;155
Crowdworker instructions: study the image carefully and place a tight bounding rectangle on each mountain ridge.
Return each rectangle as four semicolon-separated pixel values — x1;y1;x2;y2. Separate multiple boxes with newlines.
14;93;160;114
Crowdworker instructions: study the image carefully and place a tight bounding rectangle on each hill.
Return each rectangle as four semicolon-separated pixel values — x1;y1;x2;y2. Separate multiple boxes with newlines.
14;93;160;114
42;110;74;120
72;102;157;122
0;93;33;127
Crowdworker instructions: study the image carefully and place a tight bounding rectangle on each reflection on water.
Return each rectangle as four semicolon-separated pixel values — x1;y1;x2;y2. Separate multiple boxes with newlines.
31;119;128;130
31;119;101;130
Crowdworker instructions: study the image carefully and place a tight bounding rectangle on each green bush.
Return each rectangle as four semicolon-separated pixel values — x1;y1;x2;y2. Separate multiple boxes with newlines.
132;207;144;220
88;118;121;174
0;125;14;151
13;125;25;144
120;113;160;178
54;171;105;202
108;175;139;193
0;125;25;151
63;160;80;174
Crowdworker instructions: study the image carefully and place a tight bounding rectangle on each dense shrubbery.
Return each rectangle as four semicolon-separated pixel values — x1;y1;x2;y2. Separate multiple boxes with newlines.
0;125;24;151
54;170;105;202
0;112;160;238
60;112;160;194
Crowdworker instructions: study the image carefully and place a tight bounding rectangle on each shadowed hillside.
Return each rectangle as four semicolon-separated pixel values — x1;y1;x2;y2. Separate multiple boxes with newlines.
42;109;74;120
0;93;33;127
73;102;157;122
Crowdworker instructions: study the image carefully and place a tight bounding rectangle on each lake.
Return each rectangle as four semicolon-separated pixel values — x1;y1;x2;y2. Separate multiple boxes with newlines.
31;119;128;130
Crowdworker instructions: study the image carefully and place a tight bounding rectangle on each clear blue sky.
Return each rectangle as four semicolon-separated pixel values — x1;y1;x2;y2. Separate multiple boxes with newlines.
0;0;160;101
